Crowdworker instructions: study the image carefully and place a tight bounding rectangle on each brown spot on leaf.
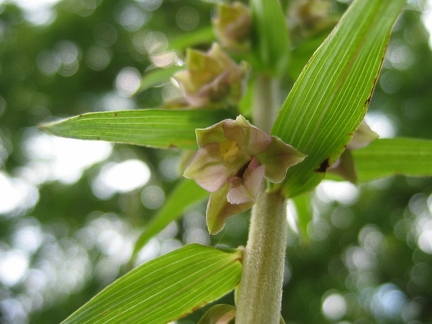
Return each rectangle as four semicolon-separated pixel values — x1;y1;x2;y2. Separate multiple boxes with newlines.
114;113;118;117
169;144;178;149
192;304;205;312
365;76;379;106
315;158;330;173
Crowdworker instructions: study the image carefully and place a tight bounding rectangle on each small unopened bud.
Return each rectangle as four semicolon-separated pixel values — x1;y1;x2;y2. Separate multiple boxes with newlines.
174;44;247;108
213;2;251;53
347;120;379;150
289;0;338;40
328;120;379;183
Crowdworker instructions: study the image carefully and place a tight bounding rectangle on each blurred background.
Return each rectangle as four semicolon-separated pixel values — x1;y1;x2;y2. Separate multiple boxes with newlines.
0;0;431;323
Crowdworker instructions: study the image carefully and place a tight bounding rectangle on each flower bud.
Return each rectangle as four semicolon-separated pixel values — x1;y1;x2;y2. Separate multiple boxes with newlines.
328;120;379;183
347;120;379;150
289;0;338;40
213;2;251;53
174;43;247;108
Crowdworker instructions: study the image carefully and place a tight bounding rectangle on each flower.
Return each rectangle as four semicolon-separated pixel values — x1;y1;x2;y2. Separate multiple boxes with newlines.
174;43;247;108
347;120;380;150
184;115;305;234
213;2;251;53
288;0;339;41
328;120;379;182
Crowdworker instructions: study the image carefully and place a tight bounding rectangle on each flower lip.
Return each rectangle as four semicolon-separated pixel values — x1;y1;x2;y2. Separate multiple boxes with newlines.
226;157;265;205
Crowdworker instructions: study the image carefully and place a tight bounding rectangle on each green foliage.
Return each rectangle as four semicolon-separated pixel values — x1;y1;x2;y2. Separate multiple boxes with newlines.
135;66;184;94
63;244;242;324
351;138;432;182
41;109;234;150
272;0;406;198
250;0;290;75
131;179;208;262
2;0;432;323
168;26;215;51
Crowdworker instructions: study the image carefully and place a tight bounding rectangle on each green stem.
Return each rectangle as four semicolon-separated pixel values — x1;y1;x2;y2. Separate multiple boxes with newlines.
235;71;286;323
236;190;287;324
251;73;279;133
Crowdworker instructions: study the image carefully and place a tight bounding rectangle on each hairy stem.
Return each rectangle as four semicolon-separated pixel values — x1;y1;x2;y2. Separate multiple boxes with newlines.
236;190;287;324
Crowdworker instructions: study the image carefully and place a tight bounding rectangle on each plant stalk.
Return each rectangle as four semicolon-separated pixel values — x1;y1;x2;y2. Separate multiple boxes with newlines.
236;190;287;324
235;71;286;323
251;73;279;133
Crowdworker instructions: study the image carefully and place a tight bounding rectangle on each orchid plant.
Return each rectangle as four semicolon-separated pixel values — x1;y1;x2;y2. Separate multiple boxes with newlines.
41;0;432;323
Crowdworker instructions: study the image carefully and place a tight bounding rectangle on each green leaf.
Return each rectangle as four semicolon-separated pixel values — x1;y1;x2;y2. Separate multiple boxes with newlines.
135;66;184;94
62;244;243;324
40;109;233;150
168;26;215;51
291;193;311;240
287;32;329;81
250;0;290;76
238;74;254;117
352;138;432;182
198;304;236;324
131;179;209;263
272;0;406;198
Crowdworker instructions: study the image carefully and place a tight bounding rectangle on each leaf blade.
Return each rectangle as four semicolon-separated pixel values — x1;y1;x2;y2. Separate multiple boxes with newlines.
62;244;242;324
272;0;406;197
40;109;233;150
135;66;184;94
352;138;432;182
168;26;215;51
250;0;290;75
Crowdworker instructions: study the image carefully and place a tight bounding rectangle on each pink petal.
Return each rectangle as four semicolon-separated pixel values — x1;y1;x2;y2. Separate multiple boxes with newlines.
183;143;231;192
347;120;379;150
257;136;306;183
227;158;265;204
244;161;265;194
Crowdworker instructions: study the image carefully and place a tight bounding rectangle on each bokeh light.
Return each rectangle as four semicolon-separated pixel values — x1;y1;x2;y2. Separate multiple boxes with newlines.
322;292;347;321
85;46;111;71
115;67;142;97
141;185;165;209
92;159;151;199
23;131;113;185
176;6;200;31
114;3;149;31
